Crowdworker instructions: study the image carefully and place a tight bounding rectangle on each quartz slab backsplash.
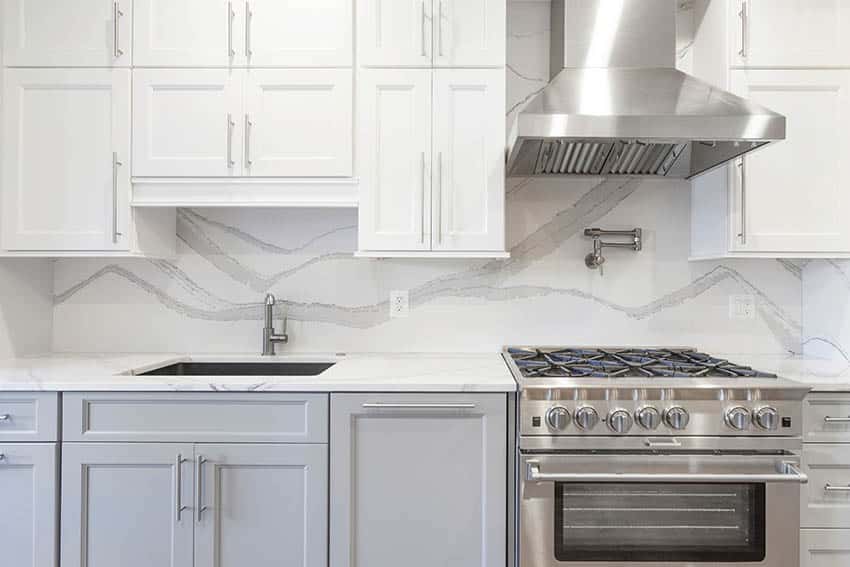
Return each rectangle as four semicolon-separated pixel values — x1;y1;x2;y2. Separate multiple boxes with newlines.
803;260;850;362
51;0;804;355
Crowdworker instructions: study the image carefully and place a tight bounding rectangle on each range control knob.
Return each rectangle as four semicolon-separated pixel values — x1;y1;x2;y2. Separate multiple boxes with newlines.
725;406;751;431
608;409;634;434
754;406;779;431
546;406;571;431
574;406;600;431
635;406;661;430
665;407;690;430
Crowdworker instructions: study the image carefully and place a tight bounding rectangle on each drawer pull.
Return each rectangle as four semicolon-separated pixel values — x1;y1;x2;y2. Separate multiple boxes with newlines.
824;416;850;423
0;414;9;422
196;455;208;522
361;403;476;410
0;453;5;462
825;483;850;492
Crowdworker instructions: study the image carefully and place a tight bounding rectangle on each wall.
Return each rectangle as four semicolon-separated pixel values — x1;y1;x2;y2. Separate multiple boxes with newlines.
51;0;804;355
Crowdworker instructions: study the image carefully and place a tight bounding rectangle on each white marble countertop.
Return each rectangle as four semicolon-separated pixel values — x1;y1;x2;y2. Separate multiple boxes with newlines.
722;353;850;392
0;353;517;393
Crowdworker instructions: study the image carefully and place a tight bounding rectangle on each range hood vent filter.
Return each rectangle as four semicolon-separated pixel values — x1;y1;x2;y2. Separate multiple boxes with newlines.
534;140;687;177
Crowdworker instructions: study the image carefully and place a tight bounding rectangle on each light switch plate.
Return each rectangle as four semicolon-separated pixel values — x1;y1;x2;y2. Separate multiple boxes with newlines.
729;294;756;320
389;290;409;318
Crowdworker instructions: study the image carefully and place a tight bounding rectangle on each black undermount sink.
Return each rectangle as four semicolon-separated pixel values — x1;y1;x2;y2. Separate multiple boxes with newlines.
139;361;336;377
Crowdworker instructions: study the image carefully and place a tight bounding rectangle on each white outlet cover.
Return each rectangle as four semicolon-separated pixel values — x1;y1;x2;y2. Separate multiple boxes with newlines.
389;290;409;318
729;295;756;320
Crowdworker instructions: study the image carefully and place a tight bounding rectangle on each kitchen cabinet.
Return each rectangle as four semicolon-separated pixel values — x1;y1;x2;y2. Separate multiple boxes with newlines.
730;0;850;68
801;530;850;567
358;0;505;67
801;445;850;528
133;69;352;178
133;0;351;67
0;443;58;567
330;393;507;567
2;0;132;67
357;68;505;256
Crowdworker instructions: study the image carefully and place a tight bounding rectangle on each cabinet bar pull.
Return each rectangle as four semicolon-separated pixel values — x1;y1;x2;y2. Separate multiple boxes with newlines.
113;2;124;58
245;114;253;167
0;453;5;462
226;114;235;168
738;1;748;58
737;158;746;245
227;2;235;58
421;151;426;244
0;414;9;422
438;0;445;57
245;2;252;57
361;403;476;409
825;483;850;492
175;454;188;522
112;153;123;243
824;416;850;423
196;455;207;522
437;152;443;245
421;0;427;57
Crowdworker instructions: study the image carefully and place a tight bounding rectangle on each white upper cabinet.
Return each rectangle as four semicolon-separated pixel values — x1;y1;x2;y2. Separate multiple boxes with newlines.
359;0;504;67
133;69;243;177
729;70;850;254
433;69;505;252
134;0;237;67
358;69;432;251
2;0;132;66
242;0;352;67
244;69;353;177
2;69;132;251
731;0;850;67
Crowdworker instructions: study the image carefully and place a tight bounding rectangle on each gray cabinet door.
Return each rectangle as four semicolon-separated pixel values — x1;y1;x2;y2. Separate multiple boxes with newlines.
194;444;328;567
0;443;57;567
61;443;194;567
330;393;507;567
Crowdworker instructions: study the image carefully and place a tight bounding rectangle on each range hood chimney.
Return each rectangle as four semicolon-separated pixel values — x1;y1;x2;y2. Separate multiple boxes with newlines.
507;0;785;179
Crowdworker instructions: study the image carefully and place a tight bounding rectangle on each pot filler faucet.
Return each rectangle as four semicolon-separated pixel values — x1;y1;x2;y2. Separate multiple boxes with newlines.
262;294;289;356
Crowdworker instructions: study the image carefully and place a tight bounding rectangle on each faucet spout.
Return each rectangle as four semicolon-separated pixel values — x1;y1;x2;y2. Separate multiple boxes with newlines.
262;294;289;356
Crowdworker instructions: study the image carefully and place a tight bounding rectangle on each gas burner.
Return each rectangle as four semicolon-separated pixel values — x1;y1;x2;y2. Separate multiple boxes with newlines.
507;347;777;379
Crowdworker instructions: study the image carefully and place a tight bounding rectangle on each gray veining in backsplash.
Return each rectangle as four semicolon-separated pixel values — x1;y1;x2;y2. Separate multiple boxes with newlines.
51;0;805;355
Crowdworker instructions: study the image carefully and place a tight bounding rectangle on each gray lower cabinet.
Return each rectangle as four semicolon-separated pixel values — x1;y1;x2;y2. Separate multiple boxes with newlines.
801;530;850;567
0;443;58;567
330;393;508;567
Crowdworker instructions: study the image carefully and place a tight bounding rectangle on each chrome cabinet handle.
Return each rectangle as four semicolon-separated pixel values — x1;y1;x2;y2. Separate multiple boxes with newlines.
421;0;427;57
0;414;9;422
226;114;235;168
737;158;746;245
738;1;749;58
437;152;443;245
0;453;5;463
825;483;850;492
245;2;252;58
112;153;123;243
175;454;188;522
227;2;235;58
361;403;476;410
527;462;808;484
421;151;426;244
438;0;445;57
113;2;124;58
824;416;850;423
244;114;252;168
196;455;208;522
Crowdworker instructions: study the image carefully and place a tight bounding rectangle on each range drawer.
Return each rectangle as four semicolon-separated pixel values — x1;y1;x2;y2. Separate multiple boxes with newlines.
62;393;328;443
801;444;850;528
804;394;850;443
801;530;850;567
0;393;59;442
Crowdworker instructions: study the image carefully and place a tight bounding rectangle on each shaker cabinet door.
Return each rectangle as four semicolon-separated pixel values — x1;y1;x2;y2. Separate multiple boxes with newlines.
358;0;433;67
433;0;506;67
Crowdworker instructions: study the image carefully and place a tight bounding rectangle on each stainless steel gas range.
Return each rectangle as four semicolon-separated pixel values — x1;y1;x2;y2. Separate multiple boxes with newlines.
504;347;811;567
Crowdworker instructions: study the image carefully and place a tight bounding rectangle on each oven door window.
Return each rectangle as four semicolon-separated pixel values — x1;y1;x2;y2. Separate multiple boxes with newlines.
554;483;766;562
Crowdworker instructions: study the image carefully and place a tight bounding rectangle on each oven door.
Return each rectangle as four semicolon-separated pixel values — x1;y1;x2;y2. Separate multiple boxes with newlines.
519;453;807;567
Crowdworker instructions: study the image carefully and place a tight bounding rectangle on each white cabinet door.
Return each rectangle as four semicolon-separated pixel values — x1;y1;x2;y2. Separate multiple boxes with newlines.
801;530;850;567
433;69;505;252
2;0;131;66
434;0;505;67
134;0;237;67
731;0;850;67
244;69;352;177
242;0;352;67
358;69;432;252
133;69;243;177
194;444;327;567
2;69;131;251
729;70;850;254
358;0;432;67
0;444;57;567
61;443;194;567
330;394;507;567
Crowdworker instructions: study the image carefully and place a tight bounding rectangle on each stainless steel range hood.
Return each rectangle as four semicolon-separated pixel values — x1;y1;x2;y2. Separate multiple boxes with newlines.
506;0;786;179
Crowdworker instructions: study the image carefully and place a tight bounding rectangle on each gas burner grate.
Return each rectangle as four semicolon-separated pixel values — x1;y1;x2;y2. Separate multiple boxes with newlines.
507;347;777;379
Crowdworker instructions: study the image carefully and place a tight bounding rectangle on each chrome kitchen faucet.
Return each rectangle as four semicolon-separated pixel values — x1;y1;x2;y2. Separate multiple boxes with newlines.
262;294;289;356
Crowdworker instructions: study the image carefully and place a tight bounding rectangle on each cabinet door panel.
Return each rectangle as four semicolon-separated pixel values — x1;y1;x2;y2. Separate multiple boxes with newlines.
244;69;352;177
802;445;850;528
133;69;243;177
2;0;131;66
61;443;193;567
2;69;131;251
731;0;850;67
330;394;507;567
0;444;57;567
434;0;505;67
729;70;850;253
194;444;327;567
134;0;235;66
358;69;432;252
801;530;850;567
244;0;352;66
358;0;432;67
433;69;505;252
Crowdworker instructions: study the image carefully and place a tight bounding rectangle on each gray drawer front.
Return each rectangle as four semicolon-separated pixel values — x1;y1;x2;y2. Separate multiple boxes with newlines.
801;445;850;528
800;529;850;567
0;393;58;442
63;393;328;443
804;394;850;443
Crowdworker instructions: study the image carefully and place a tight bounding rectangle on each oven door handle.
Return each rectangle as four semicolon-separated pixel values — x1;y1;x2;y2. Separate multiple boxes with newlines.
526;462;808;484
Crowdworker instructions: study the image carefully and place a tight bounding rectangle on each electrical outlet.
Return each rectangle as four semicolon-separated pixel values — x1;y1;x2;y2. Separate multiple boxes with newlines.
389;290;409;318
729;295;756;320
